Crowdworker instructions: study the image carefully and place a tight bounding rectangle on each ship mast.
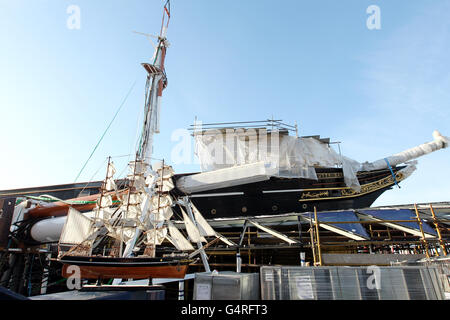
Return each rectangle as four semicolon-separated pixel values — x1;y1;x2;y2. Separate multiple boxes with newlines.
120;1;171;258
138;0;171;163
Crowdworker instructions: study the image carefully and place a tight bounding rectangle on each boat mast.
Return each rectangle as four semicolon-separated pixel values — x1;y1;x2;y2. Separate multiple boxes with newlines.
138;0;171;163
95;156;111;224
120;1;171;259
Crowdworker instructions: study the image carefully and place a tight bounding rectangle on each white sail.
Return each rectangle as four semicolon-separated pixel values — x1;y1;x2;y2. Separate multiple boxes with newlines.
105;177;117;191
105;207;118;220
107;161;117;177
191;204;216;237
151;194;173;208
145;173;157;187
191;202;235;246
149;212;166;226
124;204;141;221
145;228;167;246
155;165;175;179
128;161;148;176
59;208;94;245
167;221;195;251
131;175;146;190
181;208;206;243
105;162;118;191
151;205;174;221
99;194;114;207
126;193;144;205
106;225;136;243
156;178;175;192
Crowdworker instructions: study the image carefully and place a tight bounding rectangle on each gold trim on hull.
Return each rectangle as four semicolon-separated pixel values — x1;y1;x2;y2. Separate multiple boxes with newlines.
299;172;405;202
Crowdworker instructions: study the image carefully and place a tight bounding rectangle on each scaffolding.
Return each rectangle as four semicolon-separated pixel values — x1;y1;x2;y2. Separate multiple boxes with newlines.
183;202;449;272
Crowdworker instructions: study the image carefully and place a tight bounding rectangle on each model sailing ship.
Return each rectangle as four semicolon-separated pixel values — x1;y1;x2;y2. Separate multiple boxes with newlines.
58;159;190;279
56;0;231;280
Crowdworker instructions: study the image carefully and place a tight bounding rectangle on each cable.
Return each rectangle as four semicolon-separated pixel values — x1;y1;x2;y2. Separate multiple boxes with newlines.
77;157;108;197
74;79;137;182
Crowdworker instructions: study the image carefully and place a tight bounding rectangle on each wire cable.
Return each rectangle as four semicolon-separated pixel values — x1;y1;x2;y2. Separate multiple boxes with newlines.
74;79;137;182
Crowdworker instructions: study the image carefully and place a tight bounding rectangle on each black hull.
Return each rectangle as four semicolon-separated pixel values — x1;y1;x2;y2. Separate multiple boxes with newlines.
173;166;406;219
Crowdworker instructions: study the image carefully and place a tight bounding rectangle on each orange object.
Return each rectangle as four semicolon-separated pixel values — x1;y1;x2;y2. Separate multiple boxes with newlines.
26;190;128;218
60;256;189;279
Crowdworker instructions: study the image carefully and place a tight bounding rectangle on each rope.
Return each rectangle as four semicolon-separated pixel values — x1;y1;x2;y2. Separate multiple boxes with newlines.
384;158;400;188
77;157;108;197
74;79;137;182
24;194;119;205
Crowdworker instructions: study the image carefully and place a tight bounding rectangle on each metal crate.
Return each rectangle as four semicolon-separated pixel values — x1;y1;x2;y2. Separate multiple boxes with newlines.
193;272;260;300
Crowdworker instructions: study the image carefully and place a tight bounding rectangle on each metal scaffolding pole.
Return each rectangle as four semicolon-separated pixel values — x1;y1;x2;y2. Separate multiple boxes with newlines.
429;204;447;256
313;206;323;266
183;197;210;272
414;203;430;259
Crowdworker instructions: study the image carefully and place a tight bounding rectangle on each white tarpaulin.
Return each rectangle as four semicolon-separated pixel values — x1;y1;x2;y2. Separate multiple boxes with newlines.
177;161;276;194
360;130;449;171
191;130;357;188
185;129;449;193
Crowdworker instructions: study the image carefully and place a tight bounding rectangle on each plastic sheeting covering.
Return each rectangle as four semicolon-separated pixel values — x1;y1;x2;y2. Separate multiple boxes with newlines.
194;131;343;181
359;209;437;236
360;131;449;171
193;130;363;191
176;161;276;194
302;211;370;240
260;266;445;300
192;129;449;191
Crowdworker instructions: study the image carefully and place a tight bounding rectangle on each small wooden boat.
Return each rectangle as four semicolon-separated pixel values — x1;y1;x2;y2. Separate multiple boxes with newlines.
53;1;226;283
60;255;190;279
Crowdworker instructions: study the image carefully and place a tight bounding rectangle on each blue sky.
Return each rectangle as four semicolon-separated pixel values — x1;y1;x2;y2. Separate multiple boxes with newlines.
0;0;449;206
